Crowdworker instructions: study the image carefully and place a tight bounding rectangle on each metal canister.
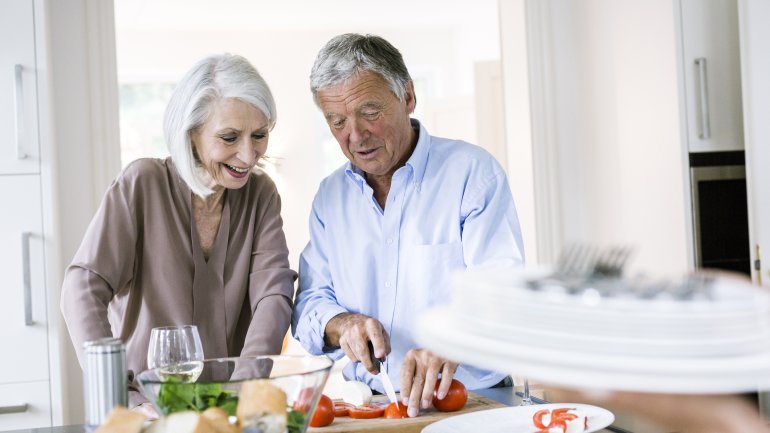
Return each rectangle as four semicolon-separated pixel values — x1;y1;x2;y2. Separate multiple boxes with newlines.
83;337;127;426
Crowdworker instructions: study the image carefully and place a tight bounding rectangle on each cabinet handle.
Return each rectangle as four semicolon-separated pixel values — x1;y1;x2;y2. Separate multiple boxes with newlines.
756;244;763;286
0;403;28;415
22;232;33;326
694;58;711;140
13;64;27;159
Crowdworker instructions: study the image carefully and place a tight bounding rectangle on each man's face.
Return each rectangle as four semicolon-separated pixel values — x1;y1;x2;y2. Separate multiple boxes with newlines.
316;71;416;178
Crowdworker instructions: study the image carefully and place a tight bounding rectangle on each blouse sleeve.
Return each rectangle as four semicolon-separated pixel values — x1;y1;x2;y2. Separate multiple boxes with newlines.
240;188;297;357
60;175;138;368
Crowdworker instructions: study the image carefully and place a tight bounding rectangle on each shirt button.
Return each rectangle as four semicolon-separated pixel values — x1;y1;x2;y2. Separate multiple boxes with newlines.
387;238;393;244
385;281;391;288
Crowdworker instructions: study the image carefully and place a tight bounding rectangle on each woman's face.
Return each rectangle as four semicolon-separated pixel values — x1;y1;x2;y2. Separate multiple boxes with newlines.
191;98;269;190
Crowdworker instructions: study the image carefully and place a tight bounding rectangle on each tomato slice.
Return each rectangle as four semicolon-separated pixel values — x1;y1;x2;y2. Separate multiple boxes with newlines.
334;401;355;417
552;407;576;417
348;404;385;419
533;409;550;429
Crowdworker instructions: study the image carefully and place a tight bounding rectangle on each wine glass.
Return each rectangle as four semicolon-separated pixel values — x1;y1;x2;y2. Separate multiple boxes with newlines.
147;325;204;383
520;377;533;406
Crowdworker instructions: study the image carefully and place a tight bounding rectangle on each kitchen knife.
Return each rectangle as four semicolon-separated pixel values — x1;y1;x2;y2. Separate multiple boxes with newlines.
379;360;400;408
368;341;400;407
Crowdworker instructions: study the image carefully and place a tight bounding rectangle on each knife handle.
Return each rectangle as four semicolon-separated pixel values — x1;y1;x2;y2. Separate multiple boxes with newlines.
367;341;381;373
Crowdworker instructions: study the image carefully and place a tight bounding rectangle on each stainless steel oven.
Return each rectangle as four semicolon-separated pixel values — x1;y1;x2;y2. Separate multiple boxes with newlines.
690;163;750;275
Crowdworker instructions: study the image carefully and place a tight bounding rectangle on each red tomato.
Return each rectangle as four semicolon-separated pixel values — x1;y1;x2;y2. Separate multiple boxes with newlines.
348;404;385;419
384;402;409;419
308;394;335;427
334;401;354;417
432;379;468;412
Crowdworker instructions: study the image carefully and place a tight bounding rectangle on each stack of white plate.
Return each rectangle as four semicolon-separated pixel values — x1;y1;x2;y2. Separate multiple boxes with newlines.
416;267;770;393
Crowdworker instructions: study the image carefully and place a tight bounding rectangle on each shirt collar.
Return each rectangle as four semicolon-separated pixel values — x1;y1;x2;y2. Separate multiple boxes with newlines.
343;118;430;192
405;118;430;186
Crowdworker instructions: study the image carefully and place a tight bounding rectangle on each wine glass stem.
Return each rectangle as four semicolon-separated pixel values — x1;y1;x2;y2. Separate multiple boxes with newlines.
521;378;533;406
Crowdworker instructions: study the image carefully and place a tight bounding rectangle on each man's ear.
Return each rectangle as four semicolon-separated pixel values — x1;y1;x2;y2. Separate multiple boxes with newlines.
405;81;417;114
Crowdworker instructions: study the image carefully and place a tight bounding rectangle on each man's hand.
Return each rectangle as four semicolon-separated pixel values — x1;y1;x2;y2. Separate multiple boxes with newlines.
400;348;458;418
324;313;391;374
550;388;770;433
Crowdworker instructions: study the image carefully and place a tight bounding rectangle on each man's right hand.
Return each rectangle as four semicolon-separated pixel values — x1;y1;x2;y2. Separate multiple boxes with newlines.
325;313;391;374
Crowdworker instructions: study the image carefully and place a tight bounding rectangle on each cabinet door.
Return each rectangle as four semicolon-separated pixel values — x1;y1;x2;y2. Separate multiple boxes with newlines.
680;0;744;152
0;0;40;174
0;175;48;384
0;381;52;429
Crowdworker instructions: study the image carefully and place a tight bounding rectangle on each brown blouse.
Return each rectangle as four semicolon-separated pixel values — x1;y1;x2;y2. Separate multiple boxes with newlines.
60;158;297;406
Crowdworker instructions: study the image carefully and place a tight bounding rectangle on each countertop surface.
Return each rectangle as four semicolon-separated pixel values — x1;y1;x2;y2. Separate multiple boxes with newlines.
0;387;631;433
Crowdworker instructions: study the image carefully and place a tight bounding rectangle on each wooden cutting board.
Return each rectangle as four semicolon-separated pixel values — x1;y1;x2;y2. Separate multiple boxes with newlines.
308;392;506;433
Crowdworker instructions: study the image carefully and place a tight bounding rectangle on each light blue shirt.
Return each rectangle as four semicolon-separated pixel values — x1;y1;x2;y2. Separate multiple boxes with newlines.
292;120;524;393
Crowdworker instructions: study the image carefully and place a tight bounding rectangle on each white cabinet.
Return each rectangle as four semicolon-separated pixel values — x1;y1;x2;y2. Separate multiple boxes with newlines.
0;0;40;173
0;382;52;430
0;176;48;385
679;0;744;152
0;0;51;428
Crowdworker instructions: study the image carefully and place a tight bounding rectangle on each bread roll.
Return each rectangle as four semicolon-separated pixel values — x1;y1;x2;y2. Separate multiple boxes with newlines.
202;407;238;433
236;380;287;433
94;406;147;433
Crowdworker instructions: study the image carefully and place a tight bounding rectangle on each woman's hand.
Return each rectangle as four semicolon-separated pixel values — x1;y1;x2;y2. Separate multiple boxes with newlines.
131;401;160;420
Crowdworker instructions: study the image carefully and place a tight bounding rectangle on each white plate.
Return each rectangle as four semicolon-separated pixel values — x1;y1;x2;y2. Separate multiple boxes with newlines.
461;311;768;358
422;403;614;433
416;306;770;393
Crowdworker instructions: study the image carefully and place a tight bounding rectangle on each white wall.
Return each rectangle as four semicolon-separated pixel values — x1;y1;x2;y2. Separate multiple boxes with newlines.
739;0;770;287
499;0;538;263
530;0;690;276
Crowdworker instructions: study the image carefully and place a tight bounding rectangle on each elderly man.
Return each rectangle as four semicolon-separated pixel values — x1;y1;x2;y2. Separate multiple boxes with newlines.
292;33;524;417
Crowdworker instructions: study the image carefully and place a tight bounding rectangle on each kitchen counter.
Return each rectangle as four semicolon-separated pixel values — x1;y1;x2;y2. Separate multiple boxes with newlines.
0;387;633;433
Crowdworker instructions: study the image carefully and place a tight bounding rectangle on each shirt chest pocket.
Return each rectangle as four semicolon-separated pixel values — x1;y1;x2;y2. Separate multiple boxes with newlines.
408;242;464;308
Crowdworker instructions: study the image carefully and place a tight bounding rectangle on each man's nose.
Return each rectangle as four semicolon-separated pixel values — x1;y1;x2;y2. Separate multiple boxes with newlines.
348;118;369;145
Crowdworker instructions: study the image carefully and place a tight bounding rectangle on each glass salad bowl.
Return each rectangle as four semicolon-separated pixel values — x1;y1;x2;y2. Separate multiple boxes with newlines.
136;355;333;433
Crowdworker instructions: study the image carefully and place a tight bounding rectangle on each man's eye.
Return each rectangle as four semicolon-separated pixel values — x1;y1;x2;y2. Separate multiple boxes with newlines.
331;119;345;129
363;111;379;118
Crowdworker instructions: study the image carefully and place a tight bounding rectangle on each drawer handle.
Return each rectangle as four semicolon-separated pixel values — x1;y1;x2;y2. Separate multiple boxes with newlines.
22;232;33;326
694;57;711;140
0;403;28;414
13;64;27;160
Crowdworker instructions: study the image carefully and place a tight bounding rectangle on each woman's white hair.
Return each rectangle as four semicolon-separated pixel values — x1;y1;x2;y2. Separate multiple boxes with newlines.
163;53;277;197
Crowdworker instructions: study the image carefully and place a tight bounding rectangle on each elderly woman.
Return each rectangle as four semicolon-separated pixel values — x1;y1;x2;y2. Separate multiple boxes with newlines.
61;53;296;411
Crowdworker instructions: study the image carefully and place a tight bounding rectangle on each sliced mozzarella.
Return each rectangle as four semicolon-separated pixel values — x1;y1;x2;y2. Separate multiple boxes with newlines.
341;380;373;406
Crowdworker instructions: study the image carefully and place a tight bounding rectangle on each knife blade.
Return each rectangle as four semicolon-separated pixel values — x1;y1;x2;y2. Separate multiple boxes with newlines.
367;341;400;407
379;360;400;408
